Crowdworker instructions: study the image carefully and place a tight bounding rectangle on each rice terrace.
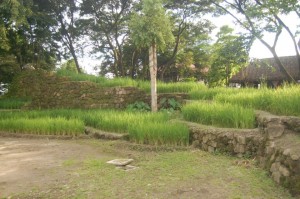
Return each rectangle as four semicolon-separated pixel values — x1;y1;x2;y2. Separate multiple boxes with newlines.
0;69;300;198
1;0;300;198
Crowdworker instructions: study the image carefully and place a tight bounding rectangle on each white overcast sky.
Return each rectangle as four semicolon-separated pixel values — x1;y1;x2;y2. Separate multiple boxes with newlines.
211;13;299;59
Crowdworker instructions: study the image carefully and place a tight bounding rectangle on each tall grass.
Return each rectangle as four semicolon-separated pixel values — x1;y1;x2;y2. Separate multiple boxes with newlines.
0;98;30;109
56;69;138;87
0;117;84;136
214;87;300;116
128;122;189;146
189;85;300;116
140;81;206;93
0;109;189;146
182;101;255;129
57;69;205;93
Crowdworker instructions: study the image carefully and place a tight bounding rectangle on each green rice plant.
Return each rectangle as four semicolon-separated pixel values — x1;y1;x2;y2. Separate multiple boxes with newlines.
0;117;84;136
0;109;190;146
56;69;138;87
213;86;300;116
139;81;206;93
189;87;227;100
215;88;273;110
182;101;255;129
157;82;206;93
268;87;300;116
128;121;189;146
57;69;204;93
82;110;169;133
0;98;30;109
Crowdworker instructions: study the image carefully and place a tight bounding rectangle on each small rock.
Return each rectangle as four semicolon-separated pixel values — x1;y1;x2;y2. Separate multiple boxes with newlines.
291;154;300;161
266;123;285;139
106;159;134;166
272;171;281;184
237;136;246;145
208;146;215;153
283;149;291;156
279;165;290;177
270;162;280;173
116;165;139;171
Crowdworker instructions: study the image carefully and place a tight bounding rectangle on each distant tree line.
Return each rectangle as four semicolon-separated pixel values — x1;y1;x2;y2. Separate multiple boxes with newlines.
0;0;299;86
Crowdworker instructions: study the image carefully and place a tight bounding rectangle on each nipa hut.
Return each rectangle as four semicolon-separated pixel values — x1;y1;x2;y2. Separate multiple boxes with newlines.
230;56;300;87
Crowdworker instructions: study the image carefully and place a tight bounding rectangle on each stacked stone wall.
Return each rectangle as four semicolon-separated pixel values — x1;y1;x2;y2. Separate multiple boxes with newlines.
7;70;187;109
188;111;300;196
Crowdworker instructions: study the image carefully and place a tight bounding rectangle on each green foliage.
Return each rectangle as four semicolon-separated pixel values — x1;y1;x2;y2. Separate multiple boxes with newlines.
180;77;197;82
208;25;251;87
130;0;174;51
182;101;255;129
0;0;57;71
60;60;78;73
127;101;151;112
159;98;181;111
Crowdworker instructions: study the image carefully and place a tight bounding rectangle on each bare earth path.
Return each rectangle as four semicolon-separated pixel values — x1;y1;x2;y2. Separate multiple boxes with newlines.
0;137;294;199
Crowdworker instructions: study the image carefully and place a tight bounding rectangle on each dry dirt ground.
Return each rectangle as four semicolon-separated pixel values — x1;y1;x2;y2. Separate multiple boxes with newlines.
0;137;294;199
0;137;110;198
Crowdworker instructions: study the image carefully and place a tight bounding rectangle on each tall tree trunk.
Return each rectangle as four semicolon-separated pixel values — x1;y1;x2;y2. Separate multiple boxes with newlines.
149;42;157;112
69;43;81;74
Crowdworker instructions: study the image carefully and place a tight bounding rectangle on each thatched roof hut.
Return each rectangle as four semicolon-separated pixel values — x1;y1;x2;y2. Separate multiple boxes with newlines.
230;56;300;85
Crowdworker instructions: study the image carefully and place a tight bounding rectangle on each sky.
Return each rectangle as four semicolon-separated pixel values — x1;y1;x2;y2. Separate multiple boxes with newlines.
211;13;299;59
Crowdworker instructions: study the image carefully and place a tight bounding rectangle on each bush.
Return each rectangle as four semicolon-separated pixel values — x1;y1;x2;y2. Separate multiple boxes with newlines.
127;101;151;112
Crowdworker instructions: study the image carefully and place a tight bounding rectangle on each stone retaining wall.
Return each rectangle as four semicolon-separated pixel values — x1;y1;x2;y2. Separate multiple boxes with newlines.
188;111;300;196
7;70;187;109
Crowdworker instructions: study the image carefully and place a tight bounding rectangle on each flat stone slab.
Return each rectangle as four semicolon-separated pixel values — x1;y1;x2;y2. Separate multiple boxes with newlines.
116;165;139;171
106;159;134;166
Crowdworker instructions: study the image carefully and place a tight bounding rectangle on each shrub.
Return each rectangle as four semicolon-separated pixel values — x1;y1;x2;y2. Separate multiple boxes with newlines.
127;101;151;112
159;98;182;111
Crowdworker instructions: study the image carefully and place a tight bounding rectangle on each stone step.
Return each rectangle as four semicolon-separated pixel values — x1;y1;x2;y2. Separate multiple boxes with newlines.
84;126;129;140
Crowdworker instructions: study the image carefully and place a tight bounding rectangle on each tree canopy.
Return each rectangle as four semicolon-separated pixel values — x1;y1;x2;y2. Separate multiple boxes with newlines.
0;0;299;84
